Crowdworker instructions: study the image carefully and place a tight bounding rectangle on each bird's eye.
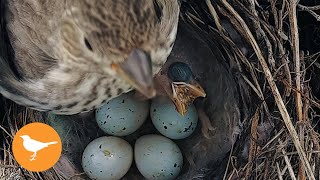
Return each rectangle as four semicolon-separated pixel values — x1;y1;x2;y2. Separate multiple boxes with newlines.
84;38;93;51
168;62;193;82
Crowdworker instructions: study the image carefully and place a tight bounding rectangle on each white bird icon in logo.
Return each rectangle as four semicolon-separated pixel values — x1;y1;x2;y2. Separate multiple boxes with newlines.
20;135;58;161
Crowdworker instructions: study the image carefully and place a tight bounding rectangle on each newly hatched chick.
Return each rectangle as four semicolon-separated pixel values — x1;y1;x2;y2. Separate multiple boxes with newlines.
155;20;242;178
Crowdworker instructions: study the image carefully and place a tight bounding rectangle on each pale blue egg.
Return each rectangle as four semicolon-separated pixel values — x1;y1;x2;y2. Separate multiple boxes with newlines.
96;92;149;136
82;136;133;180
134;134;183;180
150;96;198;139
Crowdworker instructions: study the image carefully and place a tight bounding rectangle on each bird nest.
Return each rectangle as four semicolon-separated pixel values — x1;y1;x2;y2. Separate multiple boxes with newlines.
1;0;320;179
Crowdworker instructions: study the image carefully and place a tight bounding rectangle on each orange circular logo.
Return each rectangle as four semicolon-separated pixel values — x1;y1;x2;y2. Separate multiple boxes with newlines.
12;122;62;172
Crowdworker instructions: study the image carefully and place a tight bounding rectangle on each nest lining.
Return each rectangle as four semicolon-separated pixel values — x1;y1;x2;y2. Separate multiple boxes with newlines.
0;0;320;179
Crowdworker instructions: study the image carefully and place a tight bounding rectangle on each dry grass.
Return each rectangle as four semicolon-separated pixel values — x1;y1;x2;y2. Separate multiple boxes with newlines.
1;0;320;179
0;103;66;180
181;0;320;179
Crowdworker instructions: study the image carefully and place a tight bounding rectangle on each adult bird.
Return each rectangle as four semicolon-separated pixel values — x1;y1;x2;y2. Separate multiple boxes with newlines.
0;0;179;114
154;19;243;179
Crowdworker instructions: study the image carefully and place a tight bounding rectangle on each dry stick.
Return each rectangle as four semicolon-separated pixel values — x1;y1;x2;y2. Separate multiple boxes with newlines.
298;4;320;10
234;1;278;57
277;39;292;97
248;0;276;70
245;108;260;180
281;164;289;177
298;4;320;21
289;0;303;126
305;120;320;179
298;52;306;180
229;156;242;179
239;0;293;98
276;162;284;180
298;126;307;180
303;88;312;165
262;129;285;150
292;4;314;178
205;0;224;34
216;4;272;117
223;143;235;180
283;150;320;156
216;7;271;119
278;0;292;96
0;126;13;139
242;75;264;100
270;0;279;30
227;169;236;180
281;79;320;109
279;140;297;180
262;155;270;180
221;1;315;179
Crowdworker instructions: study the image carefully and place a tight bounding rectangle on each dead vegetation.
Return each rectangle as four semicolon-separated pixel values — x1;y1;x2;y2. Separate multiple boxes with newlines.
181;0;320;179
1;0;320;179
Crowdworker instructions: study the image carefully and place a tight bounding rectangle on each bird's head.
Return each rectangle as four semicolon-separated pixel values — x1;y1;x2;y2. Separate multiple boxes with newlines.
155;62;206;115
56;0;177;99
20;135;31;140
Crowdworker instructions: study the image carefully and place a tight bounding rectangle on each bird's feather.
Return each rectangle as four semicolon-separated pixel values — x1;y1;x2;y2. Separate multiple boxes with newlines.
5;0;63;79
0;0;180;114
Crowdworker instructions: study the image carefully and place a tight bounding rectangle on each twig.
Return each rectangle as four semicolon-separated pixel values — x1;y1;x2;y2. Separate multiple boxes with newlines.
69;172;86;179
289;0;303;125
0;125;13;139
245;108;260;180
241;74;264;101
248;0;276;70
281;79;320;109
0;164;19;168
298;4;320;10
306;120;320;179
216;5;271;117
262;155;270;180
223;143;234;180
276;162;284;180
262;129;285;150
270;0;279;30
298;4;320;21
278;150;320;156
205;0;224;34
276;37;292;97
279;140;297;180
298;122;306;180
277;0;292;96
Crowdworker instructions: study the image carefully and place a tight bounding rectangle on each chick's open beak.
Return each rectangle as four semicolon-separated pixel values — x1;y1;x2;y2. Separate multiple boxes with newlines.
112;49;156;98
171;80;206;115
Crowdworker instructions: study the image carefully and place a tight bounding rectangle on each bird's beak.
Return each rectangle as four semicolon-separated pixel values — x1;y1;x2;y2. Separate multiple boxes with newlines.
111;49;156;99
170;80;206;115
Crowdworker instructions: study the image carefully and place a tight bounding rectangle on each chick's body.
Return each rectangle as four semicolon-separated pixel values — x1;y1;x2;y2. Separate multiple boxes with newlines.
0;0;179;114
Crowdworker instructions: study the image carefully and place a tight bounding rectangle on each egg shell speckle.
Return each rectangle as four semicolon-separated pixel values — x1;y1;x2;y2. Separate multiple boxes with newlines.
96;92;149;136
134;134;183;180
82;136;133;180
150;96;198;139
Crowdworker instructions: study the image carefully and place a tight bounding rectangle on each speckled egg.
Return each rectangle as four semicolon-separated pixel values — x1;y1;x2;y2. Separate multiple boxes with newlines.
150;96;198;139
96;92;149;136
82;136;133;180
134;134;183;180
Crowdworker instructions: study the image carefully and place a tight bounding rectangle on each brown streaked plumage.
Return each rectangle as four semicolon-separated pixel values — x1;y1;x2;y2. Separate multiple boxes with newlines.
0;0;179;114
